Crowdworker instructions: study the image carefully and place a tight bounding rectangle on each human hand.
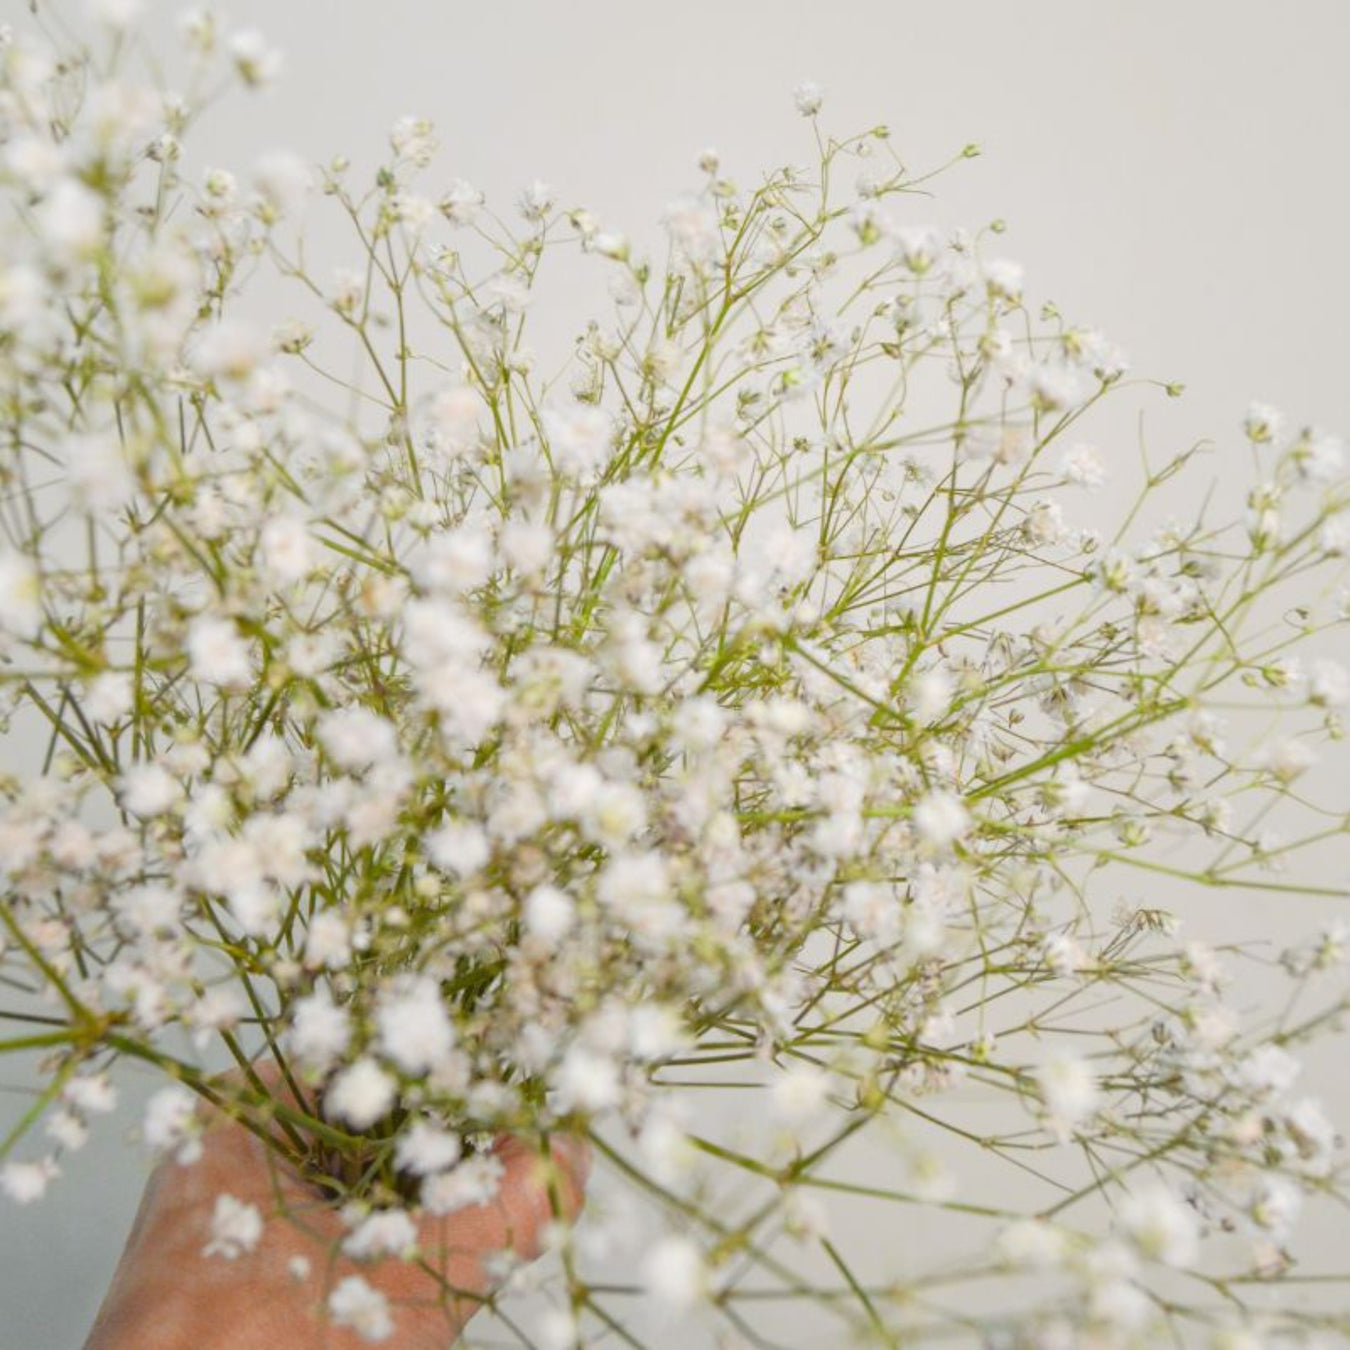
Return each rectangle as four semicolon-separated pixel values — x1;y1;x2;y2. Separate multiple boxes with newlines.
83;1074;590;1350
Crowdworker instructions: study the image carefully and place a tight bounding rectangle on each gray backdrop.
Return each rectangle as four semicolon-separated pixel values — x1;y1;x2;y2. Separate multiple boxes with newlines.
2;1;1348;1346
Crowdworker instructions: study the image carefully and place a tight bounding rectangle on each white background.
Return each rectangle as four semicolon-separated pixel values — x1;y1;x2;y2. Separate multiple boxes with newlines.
2;1;1348;1345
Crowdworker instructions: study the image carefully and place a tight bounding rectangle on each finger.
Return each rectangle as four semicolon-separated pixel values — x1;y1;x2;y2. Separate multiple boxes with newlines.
200;1060;320;1150
407;1131;589;1278
547;1131;593;1216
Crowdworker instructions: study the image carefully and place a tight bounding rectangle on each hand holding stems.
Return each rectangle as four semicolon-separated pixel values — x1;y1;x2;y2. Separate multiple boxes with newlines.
84;1066;591;1350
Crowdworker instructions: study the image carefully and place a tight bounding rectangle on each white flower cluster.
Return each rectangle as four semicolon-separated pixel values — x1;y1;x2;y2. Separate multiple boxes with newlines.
0;10;1347;1348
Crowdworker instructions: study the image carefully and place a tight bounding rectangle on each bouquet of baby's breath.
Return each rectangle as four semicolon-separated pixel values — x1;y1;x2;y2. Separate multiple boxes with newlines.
2;6;1349;1346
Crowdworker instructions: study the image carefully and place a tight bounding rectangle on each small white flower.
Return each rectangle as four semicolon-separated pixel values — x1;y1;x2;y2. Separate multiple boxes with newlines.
316;706;401;772
203;1193;264;1258
376;977;456;1076
523;885;575;943
223;879;282;939
46;820;94;870
782;1189;830;1243
518;179;554;222
252;150;311;219
64;433;135;510
1250;1174;1302;1241
326;1058;396;1130
394;1121;462;1176
664;196;720;267
627;1005;688;1062
582;781;648;849
83;672;134;724
64;1075;117;1115
425;667;506;746
984;258;1024;301
421;1153;505;1214
228;27;283;88
637;1113;696;1186
342;1208;418;1261
0;264;46;330
1088;1274;1151;1330
1060;442;1107;488
142;1085;201;1163
202;166;236;205
390;115;437;169
1035;1052;1100;1141
841;880;901;946
0;550;42;638
1256;737;1316;784
994;1218;1067;1269
45;1110;88;1153
194;319;266;383
260;515;315;584
438;179;484;227
426;820;491;878
588;229;629;260
1026;366;1091;414
426;385;482;453
793;80;824;116
499;519;555;578
535;1307;581;1350
770;1064;830;1122
287;989;351;1074
40;179;104;262
86;0;144;28
1117;1183;1200;1267
285;630;340;680
391;191;434;231
186;614;252;689
908;667;954;724
541;403;613;478
184;988;245;1051
328;1275;393;1342
1320;519;1349;557
1309;659;1349;708
112;883;181;936
1;1158;59;1204
1282;1097;1337;1172
304;911;352;970
555;1045;622;1113
1246;495;1283;550
1291;428;1345;483
1022;498;1066;545
1243;400;1283;445
912;789;970;850
410;526;494;593
895;226;940;274
118;765;182;819
642;1234;708;1307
